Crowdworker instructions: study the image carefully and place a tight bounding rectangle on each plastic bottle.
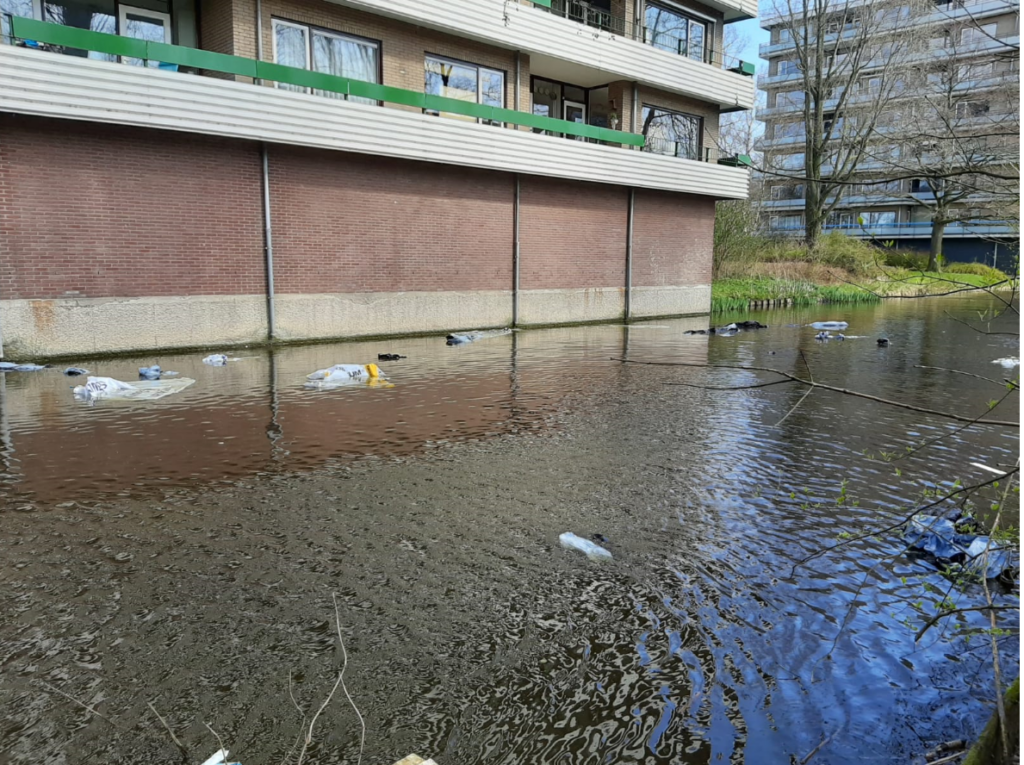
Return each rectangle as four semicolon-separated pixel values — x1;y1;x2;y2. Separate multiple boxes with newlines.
559;532;613;562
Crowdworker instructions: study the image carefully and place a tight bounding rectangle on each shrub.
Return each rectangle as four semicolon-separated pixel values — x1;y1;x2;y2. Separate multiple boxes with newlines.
881;249;929;271
811;232;881;275
944;262;1010;281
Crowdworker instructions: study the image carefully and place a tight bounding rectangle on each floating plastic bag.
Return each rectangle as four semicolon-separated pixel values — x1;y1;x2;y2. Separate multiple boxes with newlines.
904;514;1016;579
809;321;849;330
306;363;381;382
139;365;162;380
72;376;196;402
559;532;613;562
203;354;230;366
446;328;512;346
992;357;1019;368
64;367;90;376
0;361;46;371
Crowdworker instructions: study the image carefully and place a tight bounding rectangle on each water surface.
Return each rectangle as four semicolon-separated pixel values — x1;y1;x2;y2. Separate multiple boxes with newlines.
0;296;1018;764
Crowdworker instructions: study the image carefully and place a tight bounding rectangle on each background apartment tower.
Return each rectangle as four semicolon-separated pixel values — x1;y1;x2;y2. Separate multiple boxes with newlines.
757;0;1019;267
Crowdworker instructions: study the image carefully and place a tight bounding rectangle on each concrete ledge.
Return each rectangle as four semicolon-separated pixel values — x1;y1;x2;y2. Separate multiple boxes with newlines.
274;290;513;341
518;287;625;325
0;295;267;358
629;285;711;318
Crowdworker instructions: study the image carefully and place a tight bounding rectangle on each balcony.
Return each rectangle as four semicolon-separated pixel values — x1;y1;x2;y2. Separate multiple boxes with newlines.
759;0;1016;29
328;0;756;110
760;36;1020;89
0;19;751;199
759;0;1017;51
767;220;1018;238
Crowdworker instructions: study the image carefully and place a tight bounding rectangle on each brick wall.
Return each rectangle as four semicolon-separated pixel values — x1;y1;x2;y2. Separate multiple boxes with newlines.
519;176;628;290
631;188;714;287
269;148;514;294
0;116;265;300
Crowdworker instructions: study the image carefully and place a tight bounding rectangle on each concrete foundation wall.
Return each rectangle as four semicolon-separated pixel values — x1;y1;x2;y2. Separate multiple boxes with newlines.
0;117;715;358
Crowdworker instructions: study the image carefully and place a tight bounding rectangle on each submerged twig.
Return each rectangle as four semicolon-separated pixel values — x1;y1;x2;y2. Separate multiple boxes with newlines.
294;595;366;765
148;701;191;760
37;680;120;729
613;358;1019;427
914;605;1016;643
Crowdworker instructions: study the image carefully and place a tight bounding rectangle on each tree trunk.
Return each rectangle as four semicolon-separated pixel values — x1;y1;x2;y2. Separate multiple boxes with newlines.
929;219;946;272
804;182;822;250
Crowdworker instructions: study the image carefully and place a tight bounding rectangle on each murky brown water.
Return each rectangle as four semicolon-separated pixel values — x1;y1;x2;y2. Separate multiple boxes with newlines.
0;297;1018;764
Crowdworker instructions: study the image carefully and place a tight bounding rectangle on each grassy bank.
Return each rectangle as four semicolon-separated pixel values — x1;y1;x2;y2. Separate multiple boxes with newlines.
712;206;1016;313
711;271;1013;313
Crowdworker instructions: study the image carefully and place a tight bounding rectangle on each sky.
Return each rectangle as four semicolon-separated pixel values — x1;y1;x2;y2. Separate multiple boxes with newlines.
732;17;771;66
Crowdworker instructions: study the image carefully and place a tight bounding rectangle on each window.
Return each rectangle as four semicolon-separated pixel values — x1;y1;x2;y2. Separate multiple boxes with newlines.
775;90;805;108
272;20;379;105
778;59;800;76
776;152;805;170
771;184;804;200
827;212;854;227
958;61;994;81
956;100;990;118
774;121;805;139
961;23;997;45
644;2;708;62
1;0;38;40
425;55;504;124
860;211;897;225
43;0;116;60
778;27;792;43
641;105;702;160
770;214;804;230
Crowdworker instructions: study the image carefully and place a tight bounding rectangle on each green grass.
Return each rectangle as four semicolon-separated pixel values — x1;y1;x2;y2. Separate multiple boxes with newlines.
712;271;1015;312
711;278;881;313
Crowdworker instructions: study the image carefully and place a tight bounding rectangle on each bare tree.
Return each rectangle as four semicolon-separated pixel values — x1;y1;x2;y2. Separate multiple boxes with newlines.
760;0;930;247
869;27;1021;269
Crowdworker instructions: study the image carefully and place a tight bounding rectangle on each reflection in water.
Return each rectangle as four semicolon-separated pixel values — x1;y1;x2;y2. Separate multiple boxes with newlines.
0;298;1018;765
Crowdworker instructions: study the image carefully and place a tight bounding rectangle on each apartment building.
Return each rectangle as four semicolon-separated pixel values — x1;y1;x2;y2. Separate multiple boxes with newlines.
757;0;1019;266
0;0;756;358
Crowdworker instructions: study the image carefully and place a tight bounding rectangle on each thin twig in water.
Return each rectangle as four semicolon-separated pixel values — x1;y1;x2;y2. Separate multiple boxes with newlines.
37;680;120;729
977;463;1017;761
799;731;836;763
787;469;1018;576
942;310;1020;337
915;364;1018;387
148;701;191;760
333;592;366;765
204;722;229;761
914;606;1016;643
612;358;1018;427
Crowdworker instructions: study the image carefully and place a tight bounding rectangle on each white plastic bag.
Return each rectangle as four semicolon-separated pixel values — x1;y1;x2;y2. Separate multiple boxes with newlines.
72;376;196;401
559;532;613;562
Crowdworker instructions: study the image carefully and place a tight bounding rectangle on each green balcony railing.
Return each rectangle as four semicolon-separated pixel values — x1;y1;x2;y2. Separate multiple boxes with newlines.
6;16;645;147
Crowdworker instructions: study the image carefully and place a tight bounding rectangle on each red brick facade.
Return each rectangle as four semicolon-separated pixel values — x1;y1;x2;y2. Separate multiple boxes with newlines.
632;189;715;288
519;177;629;290
0;116;714;312
0;116;265;300
269;149;514;294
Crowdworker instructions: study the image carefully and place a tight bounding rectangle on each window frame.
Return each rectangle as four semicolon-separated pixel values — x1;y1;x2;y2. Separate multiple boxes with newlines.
424;52;506;125
270;17;382;101
643;0;714;63
640;103;704;161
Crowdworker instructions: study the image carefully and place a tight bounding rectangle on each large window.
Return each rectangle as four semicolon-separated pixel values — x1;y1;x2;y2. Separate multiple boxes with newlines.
775;90;805;108
272;19;379;105
641;105;702;160
425;55;504;124
860;211;897;226
644;2;708;62
961;22;997;45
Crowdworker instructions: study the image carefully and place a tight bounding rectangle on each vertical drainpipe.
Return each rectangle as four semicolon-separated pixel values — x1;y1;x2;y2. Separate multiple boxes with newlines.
513;174;521;326
625;187;634;321
255;0;276;339
512;51;522;326
261;146;276;339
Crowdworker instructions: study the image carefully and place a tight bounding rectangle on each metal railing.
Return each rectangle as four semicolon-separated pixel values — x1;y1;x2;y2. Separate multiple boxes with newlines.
533;0;754;73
